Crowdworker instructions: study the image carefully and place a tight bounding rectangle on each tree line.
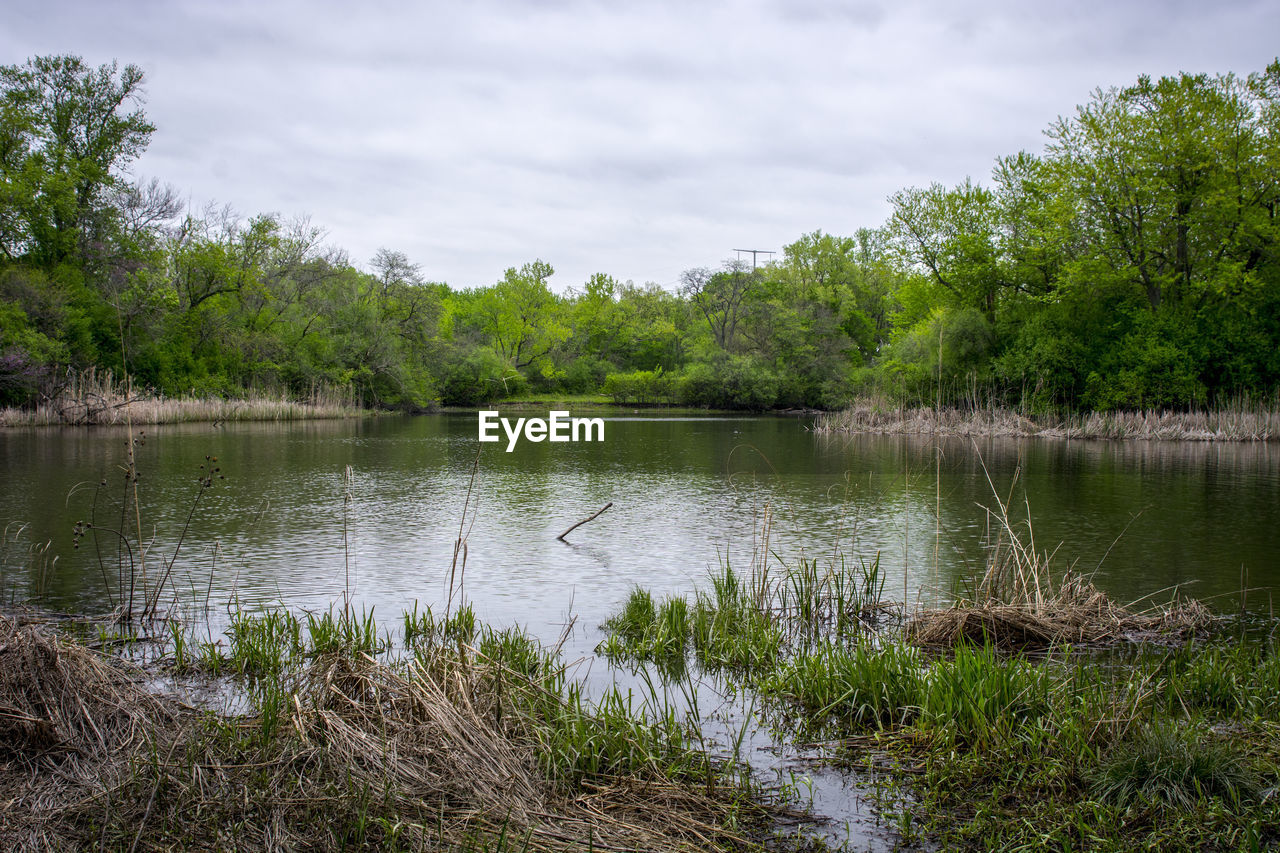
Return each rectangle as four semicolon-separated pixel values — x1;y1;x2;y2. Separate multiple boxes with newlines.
2;54;1278;413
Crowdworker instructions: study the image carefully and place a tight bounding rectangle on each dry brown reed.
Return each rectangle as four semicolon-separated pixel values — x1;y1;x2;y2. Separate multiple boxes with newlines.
0;616;763;852
907;482;1213;650
0;618;175;757
0;367;362;427
0;617;185;850
908;576;1212;650
819;397;1278;441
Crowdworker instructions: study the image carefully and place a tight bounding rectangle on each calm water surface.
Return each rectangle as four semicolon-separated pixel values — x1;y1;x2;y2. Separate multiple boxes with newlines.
2;412;1277;651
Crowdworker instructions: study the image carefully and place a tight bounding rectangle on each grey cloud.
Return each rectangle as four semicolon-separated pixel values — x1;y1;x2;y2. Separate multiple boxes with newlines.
4;0;1278;290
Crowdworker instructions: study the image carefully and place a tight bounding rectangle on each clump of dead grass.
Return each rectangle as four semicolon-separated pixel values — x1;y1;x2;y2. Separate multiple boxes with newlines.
907;472;1213;650
0;616;186;850
907;576;1212;650
0;615;769;852
0;617;176;759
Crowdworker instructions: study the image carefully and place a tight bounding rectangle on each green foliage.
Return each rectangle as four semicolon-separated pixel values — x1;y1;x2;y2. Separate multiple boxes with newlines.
1083;312;1209;409
677;354;779;410
556;354;610;394
872;63;1280;410
602;369;674;405
0;55;155;268
0;299;66;404
437;346;522;406
1090;723;1261;811
879;306;994;405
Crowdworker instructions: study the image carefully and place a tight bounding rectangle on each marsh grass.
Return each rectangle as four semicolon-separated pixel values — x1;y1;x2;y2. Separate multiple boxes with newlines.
227;606;304;678
770;633;1280;850
818;396;1280;441
0;523;58;604
909;467;1213;650
0;367;362;427
596;494;1276;850
598;590;695;678
1089;723;1262;811
304;605;385;656
0;609;777;852
691;566;784;675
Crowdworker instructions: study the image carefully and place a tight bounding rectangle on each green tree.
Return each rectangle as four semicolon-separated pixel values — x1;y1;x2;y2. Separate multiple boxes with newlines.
471;260;568;372
0;55;155;268
680;260;756;351
886;179;1004;320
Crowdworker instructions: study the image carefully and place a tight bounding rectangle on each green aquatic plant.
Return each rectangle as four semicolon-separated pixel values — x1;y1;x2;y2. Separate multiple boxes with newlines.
1090;723;1262;811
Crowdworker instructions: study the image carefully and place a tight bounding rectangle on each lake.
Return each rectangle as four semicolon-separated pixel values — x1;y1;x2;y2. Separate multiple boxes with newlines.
2;411;1277;657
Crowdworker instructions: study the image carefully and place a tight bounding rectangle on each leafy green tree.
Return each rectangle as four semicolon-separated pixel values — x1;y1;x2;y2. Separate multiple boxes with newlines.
680;261;756;351
0;55;154;269
886;179;1004;320
470;260;568;373
1045;72;1268;311
774;229;898;361
612;282;688;372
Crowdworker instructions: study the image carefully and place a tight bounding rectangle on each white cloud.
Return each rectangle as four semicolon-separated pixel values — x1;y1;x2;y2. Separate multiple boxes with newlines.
4;0;1277;290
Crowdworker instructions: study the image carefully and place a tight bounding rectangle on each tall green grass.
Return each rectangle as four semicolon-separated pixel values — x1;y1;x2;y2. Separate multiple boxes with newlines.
596;546;1279;851
599;549;887;681
1090;723;1262;810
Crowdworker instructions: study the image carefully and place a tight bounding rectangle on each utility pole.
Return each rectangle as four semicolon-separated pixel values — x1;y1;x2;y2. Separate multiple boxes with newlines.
733;248;775;270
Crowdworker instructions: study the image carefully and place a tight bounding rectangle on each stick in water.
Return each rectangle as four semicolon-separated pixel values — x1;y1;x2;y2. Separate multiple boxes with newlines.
557;502;613;542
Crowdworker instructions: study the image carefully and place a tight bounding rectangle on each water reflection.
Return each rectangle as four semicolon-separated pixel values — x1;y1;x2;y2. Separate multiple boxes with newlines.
1;414;1276;650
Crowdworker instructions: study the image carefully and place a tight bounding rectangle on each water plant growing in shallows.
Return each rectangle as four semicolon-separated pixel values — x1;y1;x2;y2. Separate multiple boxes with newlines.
598;588;694;677
594;498;1280;852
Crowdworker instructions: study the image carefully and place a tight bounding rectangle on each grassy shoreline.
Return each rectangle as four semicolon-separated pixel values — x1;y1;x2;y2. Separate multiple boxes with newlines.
818;398;1280;441
0;368;364;427
0;604;787;852
4;482;1278;851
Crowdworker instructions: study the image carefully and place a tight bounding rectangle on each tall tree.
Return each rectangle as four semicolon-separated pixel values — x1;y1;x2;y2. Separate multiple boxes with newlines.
0;55;155;268
472;260;568;370
680;260;755;351
886;179;1004;319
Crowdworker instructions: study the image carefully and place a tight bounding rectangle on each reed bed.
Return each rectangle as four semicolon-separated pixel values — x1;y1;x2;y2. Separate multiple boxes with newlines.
599;555;1277;849
596;489;1277;851
818;398;1279;441
0;367;362;426
907;494;1212;649
0;613;773;852
907;465;1214;649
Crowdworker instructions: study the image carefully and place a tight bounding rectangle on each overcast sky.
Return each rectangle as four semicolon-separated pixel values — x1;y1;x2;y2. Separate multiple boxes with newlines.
6;1;1279;291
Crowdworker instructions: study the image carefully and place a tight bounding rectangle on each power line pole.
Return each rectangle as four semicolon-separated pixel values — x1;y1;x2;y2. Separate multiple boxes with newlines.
733;248;775;270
